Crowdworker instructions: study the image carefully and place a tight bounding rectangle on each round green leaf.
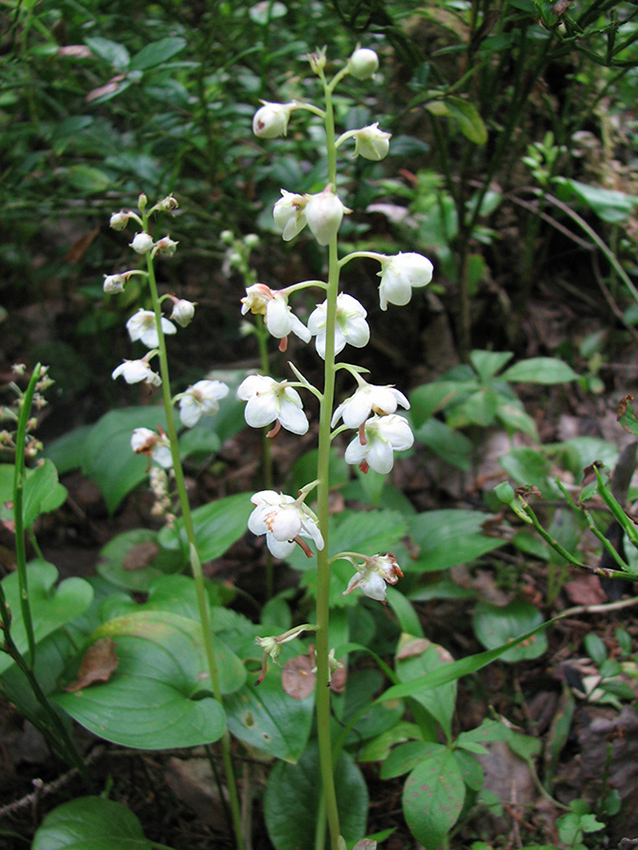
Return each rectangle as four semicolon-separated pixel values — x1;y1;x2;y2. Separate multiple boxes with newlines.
264;744;368;850
32;796;152;850
158;492;253;562
0;561;93;675
403;748;465;850
224;668;314;762
473;599;547;662
97;529;184;591
54;612;227;748
408;510;505;572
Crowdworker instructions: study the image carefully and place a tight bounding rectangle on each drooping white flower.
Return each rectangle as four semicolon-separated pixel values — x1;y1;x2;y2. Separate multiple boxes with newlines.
130;232;154;254
178;379;229;428
273;190;308;241
126;309;177;349
110;211;130;231
237;374;308;436
348;47;379;80
308;293;370;359
112;357;161;387
248;490;324;559
253;101;296;139
241;283;311;350
103;273;126;293
378;252;434;310
131;427;173;468
352;123;391;161
332;381;409;429
344;414;414;474
153;235;178;257
343;553;403;604
304;187;347;246
169;297;196;328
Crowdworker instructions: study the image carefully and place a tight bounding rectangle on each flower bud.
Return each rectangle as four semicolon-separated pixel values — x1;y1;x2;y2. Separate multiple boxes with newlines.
130;232;154;254
244;233;259;248
353;123;391;161
253;101;295;139
378;252;434;310
305;187;347;246
170;297;196;328
220;229;234;244
103;273;126;293
308;47;327;75
138;193;148;211
348;47;379;80
109;211;130;231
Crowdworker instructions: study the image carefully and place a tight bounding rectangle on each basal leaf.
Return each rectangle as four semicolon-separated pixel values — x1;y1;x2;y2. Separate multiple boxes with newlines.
31;796;153;850
403;748;465;850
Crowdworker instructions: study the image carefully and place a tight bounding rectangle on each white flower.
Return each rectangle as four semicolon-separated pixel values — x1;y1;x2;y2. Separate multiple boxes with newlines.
126;309;177;349
110;211;130;231
273;190;308;241
343;553;403;603
253;101;296;139
344;414;414;474
112;358;161;387
308;293;370;359
103;273;126;293
130;232;154;254
237;374;308;435
378;252;434;310
131;427;173;468
178;380;229;428
348;47;379;80
352;123;391;161
241;283;311;350
248;490;324;559
304;187;347;246
169;298;196;328
332;382;409;429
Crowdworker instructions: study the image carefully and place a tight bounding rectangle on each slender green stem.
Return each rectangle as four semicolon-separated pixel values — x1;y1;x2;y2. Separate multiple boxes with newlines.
143;222;245;850
313;70;341;850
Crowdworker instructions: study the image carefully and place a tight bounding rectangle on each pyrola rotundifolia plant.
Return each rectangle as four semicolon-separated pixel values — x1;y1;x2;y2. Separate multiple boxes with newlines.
240;46;433;850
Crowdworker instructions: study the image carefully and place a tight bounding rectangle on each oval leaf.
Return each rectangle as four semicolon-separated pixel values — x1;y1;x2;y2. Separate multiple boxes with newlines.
473;599;547;662
54;612;228;748
403;748;465;850
500;357;578;385
32;796;152;850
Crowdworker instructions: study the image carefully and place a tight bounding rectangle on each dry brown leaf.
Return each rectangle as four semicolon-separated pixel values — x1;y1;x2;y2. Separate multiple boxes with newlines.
64;637;118;692
282;654;315;700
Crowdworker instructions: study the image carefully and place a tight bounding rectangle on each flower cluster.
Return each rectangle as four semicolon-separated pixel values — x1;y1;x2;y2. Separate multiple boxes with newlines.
238;47;435;609
105;194;229;487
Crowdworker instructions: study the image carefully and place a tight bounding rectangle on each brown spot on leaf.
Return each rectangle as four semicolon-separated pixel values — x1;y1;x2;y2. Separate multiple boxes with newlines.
123;541;159;570
64;637;118;692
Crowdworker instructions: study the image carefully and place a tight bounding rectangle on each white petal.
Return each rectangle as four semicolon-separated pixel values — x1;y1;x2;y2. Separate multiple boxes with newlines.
366;440;395;474
342;391;373;428
266;535;296;558
265;298;292;338
344;316;370;348
279;401;308;435
344;434;368;466
245;393;278;428
179;396;201;428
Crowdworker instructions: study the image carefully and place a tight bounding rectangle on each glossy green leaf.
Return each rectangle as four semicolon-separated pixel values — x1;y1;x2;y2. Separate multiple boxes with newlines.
158;492;253;561
473;599;547;662
496;403;539;440
130;37;187;71
559;179;637;223
82;407;168;514
0;562;93;675
469;350;514;382
396;638;457;738
31;796;154;850
500;357;578;384
97;529;184;591
413;419;472;471
409;381;470;428
446;96;487;145
224;668;314;762
403;747;465;849
381;740;442;779
44;426;92;474
408;510;505;572
54;612;227;748
499;447;559;498
64;165;111;194
85;37;130;70
264;744;368;850
22;459;67;527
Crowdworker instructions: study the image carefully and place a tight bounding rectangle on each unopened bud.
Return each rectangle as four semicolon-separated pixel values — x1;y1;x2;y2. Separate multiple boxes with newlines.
138;193;148;211
308;47;327;75
109;211;130;231
305;187;347;246
348;47;379;80
130;232;154;254
253;101;295;139
352;123;391;161
170;298;196;328
103;273;126;293
220;230;234;245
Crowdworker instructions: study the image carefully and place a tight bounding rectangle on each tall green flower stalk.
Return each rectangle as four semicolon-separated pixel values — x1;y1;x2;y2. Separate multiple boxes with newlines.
241;47;433;849
108;197;244;850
